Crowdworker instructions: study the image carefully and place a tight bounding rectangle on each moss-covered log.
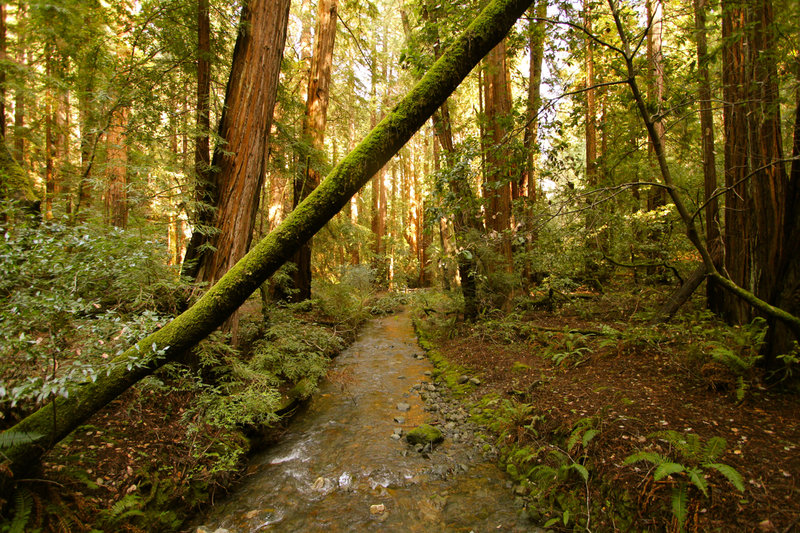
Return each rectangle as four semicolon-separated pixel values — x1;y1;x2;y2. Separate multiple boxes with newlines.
0;0;535;488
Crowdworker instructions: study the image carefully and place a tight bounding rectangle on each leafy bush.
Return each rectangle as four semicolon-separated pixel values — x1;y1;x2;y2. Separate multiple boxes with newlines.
0;220;188;421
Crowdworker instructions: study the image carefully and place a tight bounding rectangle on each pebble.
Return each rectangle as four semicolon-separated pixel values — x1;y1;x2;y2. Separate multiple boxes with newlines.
370;504;386;515
394;416;405;424
397;402;411;412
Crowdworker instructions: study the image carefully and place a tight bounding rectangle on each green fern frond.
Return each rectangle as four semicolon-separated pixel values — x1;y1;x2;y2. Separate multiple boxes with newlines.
705;462;745;492
8;487;33;533
671;483;689;531
623;451;666;466
654;462;685;481
0;431;43;449
703;436;727;461
687;467;709;497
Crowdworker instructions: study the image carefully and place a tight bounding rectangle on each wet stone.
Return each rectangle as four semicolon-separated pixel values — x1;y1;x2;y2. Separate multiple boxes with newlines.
393;416;405;424
457;375;469;384
396;402;411;412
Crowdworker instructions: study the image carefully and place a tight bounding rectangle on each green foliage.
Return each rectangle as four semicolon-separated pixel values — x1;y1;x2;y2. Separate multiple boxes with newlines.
0;487;33;533
250;310;342;385
624;431;744;530
540;328;593;367
0;221;189;419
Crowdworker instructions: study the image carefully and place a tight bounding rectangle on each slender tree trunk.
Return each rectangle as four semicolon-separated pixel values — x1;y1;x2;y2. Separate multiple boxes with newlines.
522;0;546;200
483;39;514;279
291;0;338;301
584;0;597;187
195;0;211;205
0;0;536;485
0;2;6;137
44;46;55;220
104;107;129;228
13;3;26;163
645;0;666;209
184;0;291;341
693;0;723;311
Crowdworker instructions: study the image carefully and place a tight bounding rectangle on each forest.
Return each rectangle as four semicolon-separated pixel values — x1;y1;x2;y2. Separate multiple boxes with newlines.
0;0;799;530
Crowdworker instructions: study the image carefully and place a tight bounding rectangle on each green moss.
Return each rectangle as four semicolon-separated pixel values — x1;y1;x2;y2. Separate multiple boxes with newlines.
0;139;38;202
406;424;444;446
511;361;531;373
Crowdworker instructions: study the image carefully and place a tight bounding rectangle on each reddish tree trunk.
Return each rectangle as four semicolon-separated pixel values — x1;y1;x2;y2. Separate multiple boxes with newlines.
292;0;338;301
693;0;723;310
186;0;291;340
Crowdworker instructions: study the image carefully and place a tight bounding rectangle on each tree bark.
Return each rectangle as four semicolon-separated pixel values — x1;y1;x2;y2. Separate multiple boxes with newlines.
0;0;535;485
522;0;546;200
194;0;211;213
0;2;6;138
693;0;723;312
607;0;800;342
584;0;597;187
104;106;129;228
645;0;666;209
291;0;338;301
184;0;291;341
483;39;514;285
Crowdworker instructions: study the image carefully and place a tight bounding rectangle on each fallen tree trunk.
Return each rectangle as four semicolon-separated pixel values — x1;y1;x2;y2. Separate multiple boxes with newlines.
0;0;535;488
650;262;707;324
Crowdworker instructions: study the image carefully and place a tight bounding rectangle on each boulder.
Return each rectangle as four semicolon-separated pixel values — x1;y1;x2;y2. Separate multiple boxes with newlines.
405;424;444;446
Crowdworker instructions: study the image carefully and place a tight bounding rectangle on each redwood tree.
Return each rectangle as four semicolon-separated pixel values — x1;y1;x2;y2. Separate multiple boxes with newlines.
183;0;291;340
291;0;338;301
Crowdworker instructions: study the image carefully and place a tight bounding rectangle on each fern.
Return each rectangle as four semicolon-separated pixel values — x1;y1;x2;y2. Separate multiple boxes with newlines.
0;431;43;449
5;487;33;533
704;463;745;492
98;493;145;526
671;483;689;531
654;462;685;481
703;436;726;461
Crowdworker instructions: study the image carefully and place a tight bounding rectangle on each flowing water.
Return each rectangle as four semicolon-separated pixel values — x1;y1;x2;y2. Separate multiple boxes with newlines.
195;310;530;532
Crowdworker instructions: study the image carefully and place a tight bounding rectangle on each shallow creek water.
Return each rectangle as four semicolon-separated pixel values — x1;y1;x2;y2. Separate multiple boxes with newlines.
195;310;528;532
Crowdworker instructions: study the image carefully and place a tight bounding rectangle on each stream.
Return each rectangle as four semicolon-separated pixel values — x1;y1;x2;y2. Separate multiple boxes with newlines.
195;310;533;532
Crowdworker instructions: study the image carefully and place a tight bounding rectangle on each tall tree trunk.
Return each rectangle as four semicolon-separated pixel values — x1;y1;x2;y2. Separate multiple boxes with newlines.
0;0;536;485
764;64;800;364
522;0;546;200
584;0;597;187
721;0;788;329
184;0;291;341
482;39;514;277
721;0;751;323
693;0;723;311
0;2;6;138
104;106;129;228
12;3;26;163
195;0;211;207
291;0;338;301
645;0;666;209
44;45;56;220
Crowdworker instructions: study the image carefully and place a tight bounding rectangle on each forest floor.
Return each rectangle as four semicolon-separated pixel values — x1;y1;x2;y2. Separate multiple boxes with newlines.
416;281;800;532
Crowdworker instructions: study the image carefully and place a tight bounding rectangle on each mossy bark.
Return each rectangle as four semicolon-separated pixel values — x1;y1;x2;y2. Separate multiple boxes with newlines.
0;136;37;203
0;0;535;487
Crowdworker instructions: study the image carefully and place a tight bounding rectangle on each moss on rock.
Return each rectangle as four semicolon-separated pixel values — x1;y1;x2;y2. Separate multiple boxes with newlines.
406;424;444;446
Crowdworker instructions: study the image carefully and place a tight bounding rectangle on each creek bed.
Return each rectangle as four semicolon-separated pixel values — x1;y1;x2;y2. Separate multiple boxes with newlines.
195;310;531;532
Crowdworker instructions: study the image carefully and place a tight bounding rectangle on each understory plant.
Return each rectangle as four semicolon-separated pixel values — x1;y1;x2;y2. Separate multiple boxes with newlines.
624;431;744;530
